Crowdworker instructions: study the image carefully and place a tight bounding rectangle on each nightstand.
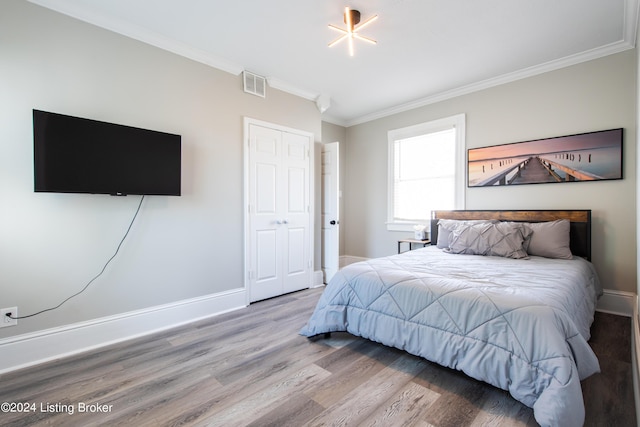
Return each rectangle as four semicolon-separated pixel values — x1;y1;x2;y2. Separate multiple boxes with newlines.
397;238;430;254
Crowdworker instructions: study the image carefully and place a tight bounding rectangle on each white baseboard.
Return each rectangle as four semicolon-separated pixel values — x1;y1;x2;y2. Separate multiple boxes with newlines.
1;281;633;377
632;295;640;427
312;270;325;287
0;288;247;374
596;289;635;317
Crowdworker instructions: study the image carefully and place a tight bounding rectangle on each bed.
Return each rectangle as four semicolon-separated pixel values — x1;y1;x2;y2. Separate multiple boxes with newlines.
300;210;602;427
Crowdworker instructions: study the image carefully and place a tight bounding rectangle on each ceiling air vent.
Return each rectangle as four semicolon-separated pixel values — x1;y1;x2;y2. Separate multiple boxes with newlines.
243;71;266;98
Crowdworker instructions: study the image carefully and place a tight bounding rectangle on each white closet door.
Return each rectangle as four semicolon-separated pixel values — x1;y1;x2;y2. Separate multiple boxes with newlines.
281;131;311;293
246;121;312;302
248;124;282;301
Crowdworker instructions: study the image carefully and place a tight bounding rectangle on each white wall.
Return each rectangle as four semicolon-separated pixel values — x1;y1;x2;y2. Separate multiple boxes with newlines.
343;51;637;294
0;0;321;338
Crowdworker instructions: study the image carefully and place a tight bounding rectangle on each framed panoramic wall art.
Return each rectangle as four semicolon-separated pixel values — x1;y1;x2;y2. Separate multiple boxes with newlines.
467;128;623;187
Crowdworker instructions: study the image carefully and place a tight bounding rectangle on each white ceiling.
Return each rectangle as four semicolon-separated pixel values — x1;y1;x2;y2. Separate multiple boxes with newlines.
29;0;638;126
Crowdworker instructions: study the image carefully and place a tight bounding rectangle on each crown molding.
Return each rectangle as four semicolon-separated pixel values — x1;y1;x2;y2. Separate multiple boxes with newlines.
345;0;639;127
625;0;640;44
28;0;244;75
29;0;639;129
345;38;636;127
320;115;348;127
266;77;318;101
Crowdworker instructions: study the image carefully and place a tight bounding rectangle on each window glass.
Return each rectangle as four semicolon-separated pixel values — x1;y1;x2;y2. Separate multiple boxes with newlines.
387;114;465;231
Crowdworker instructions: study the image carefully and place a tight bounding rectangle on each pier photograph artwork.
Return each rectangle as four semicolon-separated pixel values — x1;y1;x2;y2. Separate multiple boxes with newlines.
467;128;623;187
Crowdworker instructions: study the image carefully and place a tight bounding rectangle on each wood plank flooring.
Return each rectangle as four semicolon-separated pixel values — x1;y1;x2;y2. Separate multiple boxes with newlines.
0;287;634;426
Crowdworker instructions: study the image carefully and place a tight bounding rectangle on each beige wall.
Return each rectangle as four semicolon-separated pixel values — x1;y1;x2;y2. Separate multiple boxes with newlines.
342;51;637;294
3;0;635;342
637;10;640;311
0;0;321;337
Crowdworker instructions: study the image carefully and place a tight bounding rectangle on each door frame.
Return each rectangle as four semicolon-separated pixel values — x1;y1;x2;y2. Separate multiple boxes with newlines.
243;117;315;305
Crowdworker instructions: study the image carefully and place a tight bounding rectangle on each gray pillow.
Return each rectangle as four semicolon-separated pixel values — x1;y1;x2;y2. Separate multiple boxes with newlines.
437;219;495;249
446;221;532;259
524;219;572;259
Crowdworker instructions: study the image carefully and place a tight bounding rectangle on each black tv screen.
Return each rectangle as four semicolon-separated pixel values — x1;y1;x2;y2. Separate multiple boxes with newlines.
33;110;181;196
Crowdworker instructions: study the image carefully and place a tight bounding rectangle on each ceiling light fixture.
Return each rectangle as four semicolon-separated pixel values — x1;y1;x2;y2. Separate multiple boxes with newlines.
328;7;378;56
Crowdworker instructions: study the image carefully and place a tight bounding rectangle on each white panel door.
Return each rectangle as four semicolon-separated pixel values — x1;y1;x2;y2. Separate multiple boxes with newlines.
249;124;282;301
321;142;339;283
282;131;310;293
247;121;312;302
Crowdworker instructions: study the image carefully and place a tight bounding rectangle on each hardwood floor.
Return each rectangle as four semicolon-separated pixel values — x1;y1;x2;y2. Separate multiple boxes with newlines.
0;287;634;426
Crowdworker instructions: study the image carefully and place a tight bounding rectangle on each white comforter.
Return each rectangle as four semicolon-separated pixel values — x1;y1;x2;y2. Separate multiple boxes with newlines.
300;247;602;427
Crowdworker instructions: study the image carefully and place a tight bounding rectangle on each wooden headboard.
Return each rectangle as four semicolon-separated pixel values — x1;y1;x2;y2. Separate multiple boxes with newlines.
430;210;592;260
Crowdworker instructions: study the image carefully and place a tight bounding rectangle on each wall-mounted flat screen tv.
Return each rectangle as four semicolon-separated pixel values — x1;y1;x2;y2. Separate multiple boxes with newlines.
33;110;181;196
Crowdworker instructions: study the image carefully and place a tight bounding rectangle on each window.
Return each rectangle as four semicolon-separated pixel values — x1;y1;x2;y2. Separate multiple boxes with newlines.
387;114;465;231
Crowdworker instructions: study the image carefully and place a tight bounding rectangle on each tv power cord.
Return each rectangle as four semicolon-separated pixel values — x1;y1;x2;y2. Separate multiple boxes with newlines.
5;195;145;321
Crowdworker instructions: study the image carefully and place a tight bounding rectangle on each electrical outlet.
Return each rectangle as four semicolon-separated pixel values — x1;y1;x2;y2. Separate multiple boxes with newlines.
0;307;17;328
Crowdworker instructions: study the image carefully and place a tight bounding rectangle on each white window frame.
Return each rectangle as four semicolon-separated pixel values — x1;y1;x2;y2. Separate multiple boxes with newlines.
387;113;466;232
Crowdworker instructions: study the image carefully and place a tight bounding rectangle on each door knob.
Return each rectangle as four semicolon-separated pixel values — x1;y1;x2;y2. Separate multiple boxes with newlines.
330;220;337;225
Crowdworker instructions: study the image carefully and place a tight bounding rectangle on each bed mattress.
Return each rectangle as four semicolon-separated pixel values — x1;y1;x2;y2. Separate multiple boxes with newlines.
300;246;602;427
